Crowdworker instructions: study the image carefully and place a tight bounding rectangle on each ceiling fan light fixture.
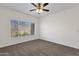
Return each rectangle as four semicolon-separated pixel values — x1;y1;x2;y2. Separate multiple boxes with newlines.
40;9;43;12
30;3;49;14
36;9;43;13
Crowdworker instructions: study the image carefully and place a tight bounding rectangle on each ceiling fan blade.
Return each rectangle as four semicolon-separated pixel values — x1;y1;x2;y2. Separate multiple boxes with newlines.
31;3;37;7
30;9;36;11
43;9;49;12
43;3;48;7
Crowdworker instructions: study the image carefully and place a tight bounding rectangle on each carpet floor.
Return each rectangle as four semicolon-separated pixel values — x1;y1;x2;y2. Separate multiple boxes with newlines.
0;39;79;56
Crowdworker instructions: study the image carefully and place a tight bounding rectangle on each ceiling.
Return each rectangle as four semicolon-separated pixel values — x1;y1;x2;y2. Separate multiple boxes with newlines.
0;3;79;18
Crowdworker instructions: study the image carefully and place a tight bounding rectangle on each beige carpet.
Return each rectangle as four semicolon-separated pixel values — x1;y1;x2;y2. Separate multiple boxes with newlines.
0;39;79;56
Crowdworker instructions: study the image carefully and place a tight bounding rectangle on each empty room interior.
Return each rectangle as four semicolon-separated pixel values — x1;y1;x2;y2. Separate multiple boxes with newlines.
0;3;79;56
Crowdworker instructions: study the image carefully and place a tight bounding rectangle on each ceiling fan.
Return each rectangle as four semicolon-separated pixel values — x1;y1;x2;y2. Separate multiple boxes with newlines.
30;3;49;14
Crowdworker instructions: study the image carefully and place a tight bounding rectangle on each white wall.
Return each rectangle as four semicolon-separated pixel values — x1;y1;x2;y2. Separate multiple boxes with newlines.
0;7;40;48
40;7;79;49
